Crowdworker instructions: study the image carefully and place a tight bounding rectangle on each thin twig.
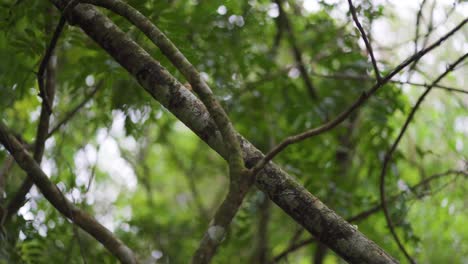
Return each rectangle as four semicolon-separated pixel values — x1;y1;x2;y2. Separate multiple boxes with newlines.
407;0;437;82
274;0;318;99
250;18;468;176
48;81;103;137
308;72;468;94
347;0;381;82
414;0;428;55
380;53;468;264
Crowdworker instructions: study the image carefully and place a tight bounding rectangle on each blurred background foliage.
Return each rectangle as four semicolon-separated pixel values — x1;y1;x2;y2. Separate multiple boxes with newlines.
0;0;467;263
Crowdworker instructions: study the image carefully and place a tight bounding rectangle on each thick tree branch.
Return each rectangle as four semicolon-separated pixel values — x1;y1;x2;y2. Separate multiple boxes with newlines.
380;53;468;263
347;0;381;82
250;18;467;175
4;8;60;221
81;0;244;166
273;169;468;262
50;2;399;262
75;0;250;261
0;121;137;263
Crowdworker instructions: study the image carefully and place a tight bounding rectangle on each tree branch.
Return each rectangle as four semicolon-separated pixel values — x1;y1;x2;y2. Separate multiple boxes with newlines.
307;72;468;95
347;0;381;82
49;2;400;262
272;169;468;262
379;53;468;264
4;7;60;222
405;1;434;83
74;0;251;261
0;121;137;263
36;0;79;114
48;80;102;137
250;18;467;176
413;0;428;55
4;80;102;221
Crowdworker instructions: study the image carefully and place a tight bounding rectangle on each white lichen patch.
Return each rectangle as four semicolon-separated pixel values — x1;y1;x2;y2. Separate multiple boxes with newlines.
104;21;113;29
208;225;225;243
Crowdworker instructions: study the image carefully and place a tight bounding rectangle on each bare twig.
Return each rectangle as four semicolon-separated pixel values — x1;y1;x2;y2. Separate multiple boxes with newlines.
0;121;137;263
308;72;468;95
48;81;103;137
407;0;437;81
414;0;428;55
347;0;381;82
380;53;468;264
251;18;468;176
376;1;456;54
274;0;318;99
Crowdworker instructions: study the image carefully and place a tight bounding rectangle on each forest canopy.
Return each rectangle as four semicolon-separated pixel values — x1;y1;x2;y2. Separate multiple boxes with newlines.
0;0;467;263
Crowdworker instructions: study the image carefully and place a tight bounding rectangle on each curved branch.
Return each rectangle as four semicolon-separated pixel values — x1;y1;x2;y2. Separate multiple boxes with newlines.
251;18;467;175
379;53;468;264
347;0;381;81
74;0;250;261
0;121;137;263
